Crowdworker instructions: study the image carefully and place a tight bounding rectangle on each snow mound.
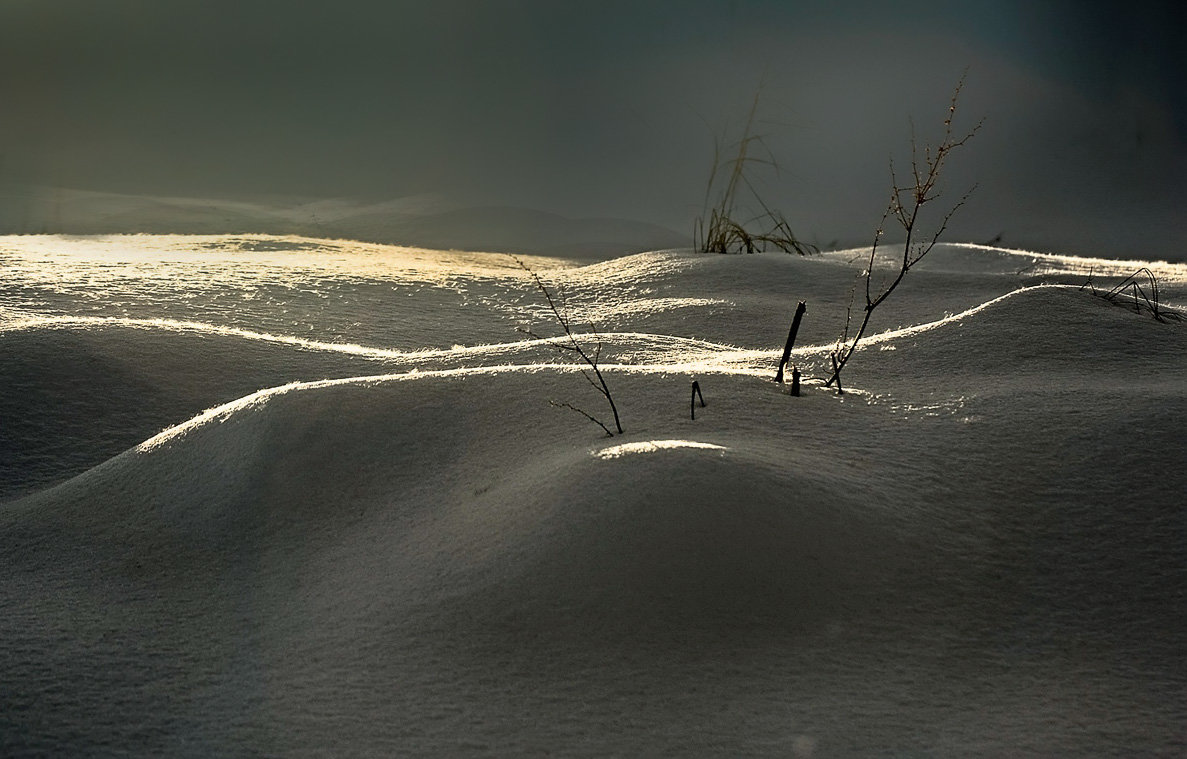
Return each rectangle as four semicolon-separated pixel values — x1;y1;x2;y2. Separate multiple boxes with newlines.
9;370;922;634
0;323;390;499
841;285;1187;391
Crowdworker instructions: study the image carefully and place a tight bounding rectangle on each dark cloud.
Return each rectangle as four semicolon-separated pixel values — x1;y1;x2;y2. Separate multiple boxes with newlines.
1;0;1183;258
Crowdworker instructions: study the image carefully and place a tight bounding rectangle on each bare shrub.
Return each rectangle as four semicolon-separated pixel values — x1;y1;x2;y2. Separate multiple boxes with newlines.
516;258;623;436
827;75;982;392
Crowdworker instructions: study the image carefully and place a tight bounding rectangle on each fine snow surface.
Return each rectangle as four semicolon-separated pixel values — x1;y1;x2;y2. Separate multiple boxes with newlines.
1;235;1185;756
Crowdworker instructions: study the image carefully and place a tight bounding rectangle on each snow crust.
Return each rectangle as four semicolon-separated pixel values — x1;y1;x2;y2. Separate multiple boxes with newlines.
1;235;1185;756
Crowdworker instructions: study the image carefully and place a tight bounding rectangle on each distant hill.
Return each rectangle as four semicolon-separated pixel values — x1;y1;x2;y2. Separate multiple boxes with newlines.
1;187;690;259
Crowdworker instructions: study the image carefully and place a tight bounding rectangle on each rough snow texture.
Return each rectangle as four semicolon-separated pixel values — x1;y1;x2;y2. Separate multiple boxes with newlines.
1;235;1185;756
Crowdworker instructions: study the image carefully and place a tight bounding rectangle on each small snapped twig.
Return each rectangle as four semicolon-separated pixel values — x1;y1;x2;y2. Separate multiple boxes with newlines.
775;300;807;383
691;380;706;420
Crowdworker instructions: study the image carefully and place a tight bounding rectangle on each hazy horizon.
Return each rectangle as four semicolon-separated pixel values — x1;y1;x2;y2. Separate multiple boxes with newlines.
2;1;1184;259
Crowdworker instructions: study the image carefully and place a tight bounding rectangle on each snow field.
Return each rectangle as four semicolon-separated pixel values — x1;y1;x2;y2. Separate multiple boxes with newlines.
1;236;1185;755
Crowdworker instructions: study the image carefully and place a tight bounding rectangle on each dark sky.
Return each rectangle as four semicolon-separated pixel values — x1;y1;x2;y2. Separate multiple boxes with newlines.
2;0;1184;257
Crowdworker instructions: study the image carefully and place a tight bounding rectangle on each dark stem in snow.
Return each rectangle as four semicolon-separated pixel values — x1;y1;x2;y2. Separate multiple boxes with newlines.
691;380;706;420
775;300;806;383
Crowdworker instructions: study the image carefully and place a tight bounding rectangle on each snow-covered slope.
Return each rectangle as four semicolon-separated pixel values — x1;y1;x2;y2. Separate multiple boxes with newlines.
1;235;1185;756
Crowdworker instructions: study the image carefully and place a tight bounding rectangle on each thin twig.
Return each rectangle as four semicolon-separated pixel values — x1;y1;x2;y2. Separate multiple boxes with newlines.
550;401;614;437
517;258;623;434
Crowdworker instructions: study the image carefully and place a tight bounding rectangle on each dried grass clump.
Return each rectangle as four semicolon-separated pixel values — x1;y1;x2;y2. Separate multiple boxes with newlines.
1085;267;1182;322
694;92;816;256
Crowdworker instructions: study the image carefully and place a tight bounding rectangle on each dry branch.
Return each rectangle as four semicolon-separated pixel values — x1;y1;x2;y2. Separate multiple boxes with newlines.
827;73;982;391
517;258;623;435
